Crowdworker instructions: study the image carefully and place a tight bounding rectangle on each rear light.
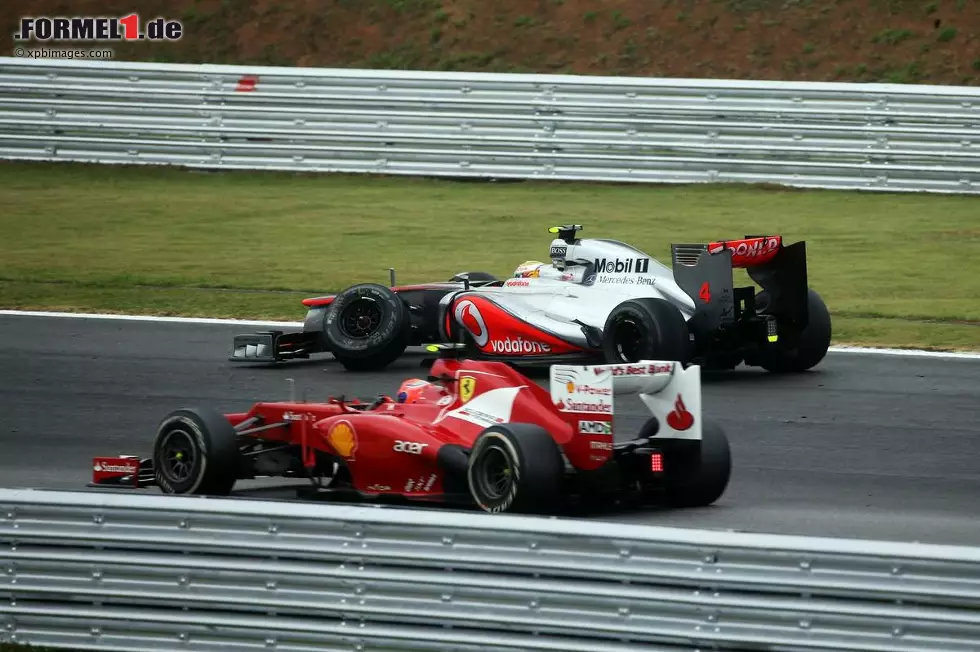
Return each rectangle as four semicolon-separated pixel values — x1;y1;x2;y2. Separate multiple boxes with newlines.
650;452;664;473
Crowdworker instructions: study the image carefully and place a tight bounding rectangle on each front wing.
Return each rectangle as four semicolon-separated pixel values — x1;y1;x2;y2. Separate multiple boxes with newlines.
90;456;156;489
230;330;324;363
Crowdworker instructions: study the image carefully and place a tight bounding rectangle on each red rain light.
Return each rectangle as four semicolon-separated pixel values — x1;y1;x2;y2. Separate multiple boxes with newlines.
650;452;664;473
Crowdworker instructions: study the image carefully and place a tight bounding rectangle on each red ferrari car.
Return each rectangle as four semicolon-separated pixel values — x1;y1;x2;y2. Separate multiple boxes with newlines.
91;350;730;514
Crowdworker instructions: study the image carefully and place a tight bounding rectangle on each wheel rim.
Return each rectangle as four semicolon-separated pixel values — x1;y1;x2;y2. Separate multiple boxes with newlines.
339;298;383;339
159;428;196;484
473;444;514;502
612;316;646;362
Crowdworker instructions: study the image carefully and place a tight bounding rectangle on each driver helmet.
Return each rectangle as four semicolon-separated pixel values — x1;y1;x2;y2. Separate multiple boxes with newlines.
513;260;545;278
396;378;446;404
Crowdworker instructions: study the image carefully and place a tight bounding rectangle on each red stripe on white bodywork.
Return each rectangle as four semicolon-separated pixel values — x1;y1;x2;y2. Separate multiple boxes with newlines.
451;295;584;356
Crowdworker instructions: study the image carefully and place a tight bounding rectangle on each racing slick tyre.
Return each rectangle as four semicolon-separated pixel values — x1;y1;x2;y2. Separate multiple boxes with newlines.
449;271;497;283
664;419;731;508
322;283;411;372
601;298;692;365
756;288;832;373
152;407;241;496
467;423;564;514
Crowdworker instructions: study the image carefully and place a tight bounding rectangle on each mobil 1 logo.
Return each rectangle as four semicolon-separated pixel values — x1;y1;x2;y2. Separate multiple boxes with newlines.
593;257;650;274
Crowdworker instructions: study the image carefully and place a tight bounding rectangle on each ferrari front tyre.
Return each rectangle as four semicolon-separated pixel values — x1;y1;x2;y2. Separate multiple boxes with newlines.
322;283;411;372
664;419;731;508
758;288;832;373
152;407;241;496
601;297;692;365
467;423;564;514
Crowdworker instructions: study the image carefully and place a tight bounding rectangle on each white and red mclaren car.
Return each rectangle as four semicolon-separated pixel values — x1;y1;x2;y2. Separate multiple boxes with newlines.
230;225;831;374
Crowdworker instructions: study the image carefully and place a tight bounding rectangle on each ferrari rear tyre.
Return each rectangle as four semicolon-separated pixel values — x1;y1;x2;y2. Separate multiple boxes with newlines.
601;298;692;365
757;288;832;373
664;419;731;508
323;283;411;372
467;423;564;514
152;407;241;496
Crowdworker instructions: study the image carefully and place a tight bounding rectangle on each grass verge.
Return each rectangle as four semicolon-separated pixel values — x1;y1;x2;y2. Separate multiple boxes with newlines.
1;162;978;351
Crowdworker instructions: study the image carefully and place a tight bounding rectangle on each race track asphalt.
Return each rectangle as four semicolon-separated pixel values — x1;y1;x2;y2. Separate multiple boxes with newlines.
1;313;978;545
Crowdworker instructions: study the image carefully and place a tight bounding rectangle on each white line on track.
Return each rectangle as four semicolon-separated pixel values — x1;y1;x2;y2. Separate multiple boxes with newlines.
2;309;979;360
0;309;302;328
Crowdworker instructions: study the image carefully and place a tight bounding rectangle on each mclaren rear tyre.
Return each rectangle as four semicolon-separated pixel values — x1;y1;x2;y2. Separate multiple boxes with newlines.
601;298;692;365
757;288;832;373
664;419;731;508
467;423;564;514
322;283;411;372
152;407;241;496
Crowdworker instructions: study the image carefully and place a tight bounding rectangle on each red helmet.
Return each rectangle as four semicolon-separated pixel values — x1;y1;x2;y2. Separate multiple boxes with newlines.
396;378;434;404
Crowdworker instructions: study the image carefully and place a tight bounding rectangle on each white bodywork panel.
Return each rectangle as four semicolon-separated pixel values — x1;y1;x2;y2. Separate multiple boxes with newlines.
450;237;698;349
549;360;703;442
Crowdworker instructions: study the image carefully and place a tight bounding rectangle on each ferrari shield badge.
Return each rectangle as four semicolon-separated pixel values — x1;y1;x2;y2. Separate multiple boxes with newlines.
459;376;477;403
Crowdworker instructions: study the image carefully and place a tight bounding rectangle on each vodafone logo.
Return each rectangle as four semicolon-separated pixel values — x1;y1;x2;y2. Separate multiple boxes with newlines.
490;337;552;354
454;300;489;347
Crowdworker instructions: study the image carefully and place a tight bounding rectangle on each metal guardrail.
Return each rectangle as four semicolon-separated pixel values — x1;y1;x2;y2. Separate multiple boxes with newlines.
1;57;979;193
2;488;980;651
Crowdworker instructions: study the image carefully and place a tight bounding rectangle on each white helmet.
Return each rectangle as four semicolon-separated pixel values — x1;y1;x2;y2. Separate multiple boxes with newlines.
513;260;546;278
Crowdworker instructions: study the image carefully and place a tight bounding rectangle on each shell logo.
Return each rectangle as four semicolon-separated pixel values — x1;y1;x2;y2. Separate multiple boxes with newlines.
566;381;575;393
327;420;357;460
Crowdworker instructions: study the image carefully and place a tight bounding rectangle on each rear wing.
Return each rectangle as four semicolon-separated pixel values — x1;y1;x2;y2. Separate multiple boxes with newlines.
549;360;702;441
670;235;809;330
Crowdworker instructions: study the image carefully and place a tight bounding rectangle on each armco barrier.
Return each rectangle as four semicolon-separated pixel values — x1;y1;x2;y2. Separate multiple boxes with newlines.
2;489;980;651
1;57;979;193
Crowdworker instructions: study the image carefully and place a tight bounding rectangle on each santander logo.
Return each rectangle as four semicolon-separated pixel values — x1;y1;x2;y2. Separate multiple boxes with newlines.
666;394;694;431
454;300;489;347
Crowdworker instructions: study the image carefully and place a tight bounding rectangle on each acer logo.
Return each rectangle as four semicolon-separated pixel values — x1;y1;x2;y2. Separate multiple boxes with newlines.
393;440;428;454
593;257;650;274
490;337;552;354
590;440;613;451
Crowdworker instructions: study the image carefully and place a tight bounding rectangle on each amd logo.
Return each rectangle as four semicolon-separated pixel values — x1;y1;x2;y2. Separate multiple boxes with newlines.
579;420;612;435
593;257;650;274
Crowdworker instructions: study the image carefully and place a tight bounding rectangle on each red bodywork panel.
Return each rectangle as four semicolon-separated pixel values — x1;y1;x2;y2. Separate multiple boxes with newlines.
707;236;782;268
448;295;587;356
217;359;608;497
92;456;141;486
